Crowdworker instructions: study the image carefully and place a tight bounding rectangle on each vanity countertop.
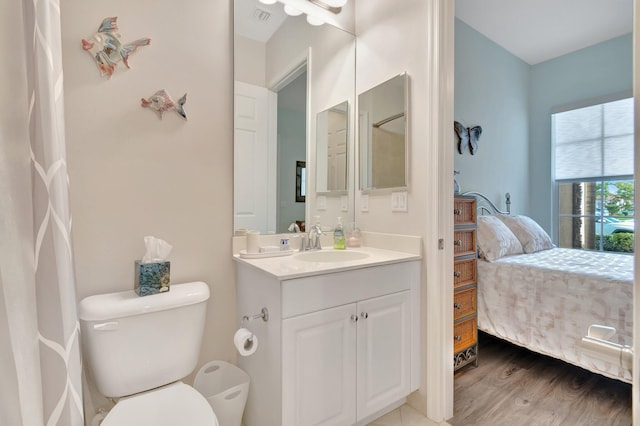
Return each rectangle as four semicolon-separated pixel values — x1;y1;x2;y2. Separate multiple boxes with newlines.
233;246;421;280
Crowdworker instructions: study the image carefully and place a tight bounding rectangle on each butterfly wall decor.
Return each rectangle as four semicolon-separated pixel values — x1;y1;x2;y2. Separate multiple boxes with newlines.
454;121;482;155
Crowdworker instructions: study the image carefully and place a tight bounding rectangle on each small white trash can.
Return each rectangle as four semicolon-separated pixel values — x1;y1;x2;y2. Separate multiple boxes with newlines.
194;361;250;426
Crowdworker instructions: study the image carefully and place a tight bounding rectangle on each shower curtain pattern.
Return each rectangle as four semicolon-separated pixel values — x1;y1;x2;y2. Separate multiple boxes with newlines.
23;0;84;424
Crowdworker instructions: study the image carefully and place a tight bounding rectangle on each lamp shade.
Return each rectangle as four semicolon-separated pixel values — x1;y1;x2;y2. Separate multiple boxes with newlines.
306;15;324;26
284;4;303;16
322;0;348;7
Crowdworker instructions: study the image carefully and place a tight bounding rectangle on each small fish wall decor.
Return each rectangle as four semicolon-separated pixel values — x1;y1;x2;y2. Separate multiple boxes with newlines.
454;121;482;155
82;17;151;79
141;90;187;120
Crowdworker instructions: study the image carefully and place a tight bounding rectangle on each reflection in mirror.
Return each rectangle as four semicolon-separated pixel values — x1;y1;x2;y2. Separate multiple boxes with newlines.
359;73;408;190
234;0;356;234
316;101;348;193
296;161;306;202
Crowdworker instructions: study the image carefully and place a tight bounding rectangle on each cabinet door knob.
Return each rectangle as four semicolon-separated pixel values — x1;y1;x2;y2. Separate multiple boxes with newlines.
454;271;461;278
360;312;369;319
454;303;461;309
454;335;462;341
350;315;359;322
454;209;462;216
454;239;463;246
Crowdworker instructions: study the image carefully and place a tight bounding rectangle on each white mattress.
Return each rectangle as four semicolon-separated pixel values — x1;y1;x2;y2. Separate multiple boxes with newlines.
477;247;633;382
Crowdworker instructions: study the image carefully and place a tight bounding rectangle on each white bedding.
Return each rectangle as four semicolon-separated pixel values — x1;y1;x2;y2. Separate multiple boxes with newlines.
477;247;633;383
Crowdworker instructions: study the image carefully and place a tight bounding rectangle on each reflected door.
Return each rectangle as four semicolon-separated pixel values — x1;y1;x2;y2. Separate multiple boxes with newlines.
327;109;347;191
234;81;275;233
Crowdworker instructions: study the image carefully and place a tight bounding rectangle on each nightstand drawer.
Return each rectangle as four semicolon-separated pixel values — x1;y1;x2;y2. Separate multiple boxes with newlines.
454;287;476;321
453;228;476;257
454;316;477;353
454;198;476;226
453;258;476;288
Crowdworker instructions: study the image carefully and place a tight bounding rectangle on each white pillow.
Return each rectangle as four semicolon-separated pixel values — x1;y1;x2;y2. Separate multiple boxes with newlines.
497;215;554;253
476;216;523;261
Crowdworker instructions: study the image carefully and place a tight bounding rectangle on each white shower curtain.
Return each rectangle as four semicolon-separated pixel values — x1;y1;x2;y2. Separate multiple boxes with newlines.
0;0;84;425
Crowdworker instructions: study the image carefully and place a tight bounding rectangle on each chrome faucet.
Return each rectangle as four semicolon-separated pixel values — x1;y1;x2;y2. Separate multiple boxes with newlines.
301;223;323;251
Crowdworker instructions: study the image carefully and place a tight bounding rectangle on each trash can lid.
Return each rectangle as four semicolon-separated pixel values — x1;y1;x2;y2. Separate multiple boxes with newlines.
102;382;218;426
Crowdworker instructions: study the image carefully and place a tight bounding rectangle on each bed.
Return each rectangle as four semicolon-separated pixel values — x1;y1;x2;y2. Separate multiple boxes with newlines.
465;192;633;383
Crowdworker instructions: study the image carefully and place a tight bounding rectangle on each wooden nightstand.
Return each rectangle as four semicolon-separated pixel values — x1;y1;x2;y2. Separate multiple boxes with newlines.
453;196;478;371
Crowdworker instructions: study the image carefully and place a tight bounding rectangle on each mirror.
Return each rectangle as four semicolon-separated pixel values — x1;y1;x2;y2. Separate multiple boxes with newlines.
359;73;408;190
234;0;356;234
316;101;348;193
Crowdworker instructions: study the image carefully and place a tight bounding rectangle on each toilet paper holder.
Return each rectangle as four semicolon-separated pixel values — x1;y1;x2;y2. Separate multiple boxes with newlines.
241;307;269;327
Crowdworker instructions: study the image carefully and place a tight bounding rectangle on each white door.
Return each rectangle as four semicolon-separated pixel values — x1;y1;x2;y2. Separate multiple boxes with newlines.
356;291;411;420
282;303;357;426
234;81;275;233
327;109;347;191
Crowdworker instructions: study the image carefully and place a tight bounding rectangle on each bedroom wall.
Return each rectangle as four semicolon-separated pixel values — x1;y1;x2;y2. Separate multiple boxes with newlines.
454;20;530;215
528;34;633;233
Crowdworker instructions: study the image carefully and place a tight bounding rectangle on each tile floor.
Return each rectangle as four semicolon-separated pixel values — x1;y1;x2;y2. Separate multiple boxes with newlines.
367;404;448;426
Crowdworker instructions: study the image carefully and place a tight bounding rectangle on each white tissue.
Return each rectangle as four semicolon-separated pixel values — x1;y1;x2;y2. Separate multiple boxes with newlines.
234;328;258;356
141;236;173;263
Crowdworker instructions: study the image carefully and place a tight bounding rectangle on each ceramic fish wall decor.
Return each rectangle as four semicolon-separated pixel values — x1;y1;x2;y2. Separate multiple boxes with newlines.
454;121;482;155
82;17;151;79
141;90;188;120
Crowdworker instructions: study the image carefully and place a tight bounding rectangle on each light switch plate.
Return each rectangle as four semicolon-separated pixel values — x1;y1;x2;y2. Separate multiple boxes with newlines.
341;195;348;212
391;191;408;212
361;194;369;212
317;195;327;210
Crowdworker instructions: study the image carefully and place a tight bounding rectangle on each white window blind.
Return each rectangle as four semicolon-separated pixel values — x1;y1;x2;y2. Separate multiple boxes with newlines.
553;97;634;180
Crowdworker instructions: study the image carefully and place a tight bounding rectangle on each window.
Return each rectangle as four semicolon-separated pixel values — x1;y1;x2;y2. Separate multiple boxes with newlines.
553;97;634;253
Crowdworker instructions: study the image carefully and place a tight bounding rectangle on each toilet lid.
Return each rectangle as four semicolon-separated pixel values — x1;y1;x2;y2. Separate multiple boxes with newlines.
102;382;218;426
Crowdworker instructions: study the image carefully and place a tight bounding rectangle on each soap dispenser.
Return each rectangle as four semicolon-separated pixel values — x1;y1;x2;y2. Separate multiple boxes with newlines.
333;217;346;250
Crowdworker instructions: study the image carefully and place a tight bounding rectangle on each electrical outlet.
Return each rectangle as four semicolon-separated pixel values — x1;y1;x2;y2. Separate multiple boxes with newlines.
391;191;408;212
317;195;327;210
361;194;369;212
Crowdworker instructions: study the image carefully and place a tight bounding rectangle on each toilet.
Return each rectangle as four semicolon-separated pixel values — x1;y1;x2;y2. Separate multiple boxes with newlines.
79;281;219;426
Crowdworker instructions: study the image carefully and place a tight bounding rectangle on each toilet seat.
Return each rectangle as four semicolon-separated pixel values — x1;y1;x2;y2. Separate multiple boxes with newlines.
101;382;218;426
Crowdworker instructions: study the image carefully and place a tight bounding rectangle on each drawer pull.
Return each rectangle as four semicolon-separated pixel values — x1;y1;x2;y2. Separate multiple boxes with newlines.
454;271;461;278
454;303;461;309
454;335;462;341
454;239;463;246
454;209;462;216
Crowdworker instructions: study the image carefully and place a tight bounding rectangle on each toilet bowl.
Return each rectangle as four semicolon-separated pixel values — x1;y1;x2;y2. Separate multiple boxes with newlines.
79;282;218;425
101;382;218;426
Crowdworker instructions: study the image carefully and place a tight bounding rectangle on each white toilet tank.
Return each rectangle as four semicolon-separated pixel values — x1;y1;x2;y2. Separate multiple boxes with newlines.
79;281;210;398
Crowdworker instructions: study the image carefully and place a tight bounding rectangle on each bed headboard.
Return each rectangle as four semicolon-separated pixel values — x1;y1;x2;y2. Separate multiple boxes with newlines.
461;191;511;215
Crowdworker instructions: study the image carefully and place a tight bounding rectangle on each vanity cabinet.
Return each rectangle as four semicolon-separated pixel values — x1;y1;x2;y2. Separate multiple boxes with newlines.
283;291;411;425
236;260;420;426
453;196;478;371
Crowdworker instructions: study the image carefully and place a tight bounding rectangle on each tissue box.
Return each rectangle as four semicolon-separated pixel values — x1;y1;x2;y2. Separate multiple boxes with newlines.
135;261;170;296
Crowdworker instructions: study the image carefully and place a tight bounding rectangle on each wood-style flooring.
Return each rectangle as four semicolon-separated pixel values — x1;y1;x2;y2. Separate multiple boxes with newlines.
450;332;632;426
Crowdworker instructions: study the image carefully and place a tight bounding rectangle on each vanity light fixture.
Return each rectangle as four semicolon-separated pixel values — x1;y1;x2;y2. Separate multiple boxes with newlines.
283;4;303;16
269;0;347;27
306;15;325;25
308;0;346;13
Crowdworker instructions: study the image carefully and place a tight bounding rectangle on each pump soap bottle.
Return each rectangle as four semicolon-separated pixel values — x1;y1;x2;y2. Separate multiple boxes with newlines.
333;217;346;250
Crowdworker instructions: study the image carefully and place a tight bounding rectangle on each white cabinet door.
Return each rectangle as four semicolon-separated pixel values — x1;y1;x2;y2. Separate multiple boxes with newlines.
282;303;357;426
356;291;411;420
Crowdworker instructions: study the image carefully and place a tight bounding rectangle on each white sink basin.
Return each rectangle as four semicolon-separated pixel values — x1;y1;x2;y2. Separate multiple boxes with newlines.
296;250;370;263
